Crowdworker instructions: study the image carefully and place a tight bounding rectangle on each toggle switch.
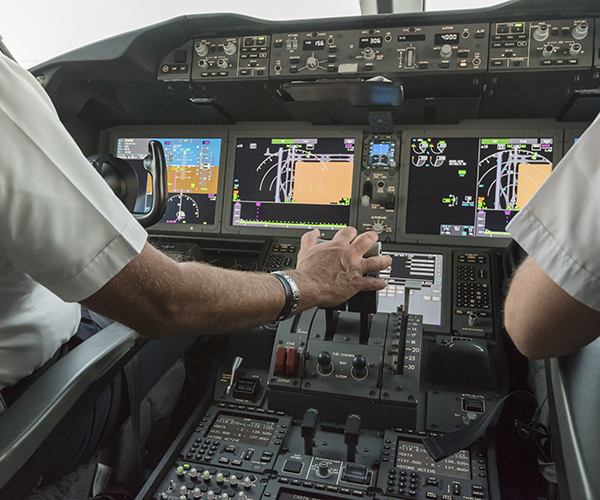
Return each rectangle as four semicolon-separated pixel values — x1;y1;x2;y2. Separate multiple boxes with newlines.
275;346;287;375
285;347;298;376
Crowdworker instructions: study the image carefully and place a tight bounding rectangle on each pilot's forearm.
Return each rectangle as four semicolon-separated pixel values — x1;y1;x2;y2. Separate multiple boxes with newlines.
504;256;600;358
81;229;392;338
81;243;287;336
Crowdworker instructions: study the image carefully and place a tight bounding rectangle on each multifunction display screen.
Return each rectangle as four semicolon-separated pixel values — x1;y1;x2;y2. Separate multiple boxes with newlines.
367;139;397;168
206;413;277;447
406;136;554;238
395;438;471;480
116;137;222;226
232;137;355;230
379;252;443;326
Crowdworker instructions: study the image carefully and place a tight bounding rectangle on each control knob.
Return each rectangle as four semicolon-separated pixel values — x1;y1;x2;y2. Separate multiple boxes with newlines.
223;40;237;55
542;45;554;58
243;476;253;489
195;41;209;57
217;59;228;69
352;354;367;378
533;24;549;42
317;351;333;375
371;222;385;234
363;47;376;61
440;44;452;59
189;468;198;479
317;461;331;478
230;475;239;487
216;472;224;484
307;56;319;70
198;59;209;70
207;491;216;500
572;21;589;40
569;43;582;56
193;488;202;499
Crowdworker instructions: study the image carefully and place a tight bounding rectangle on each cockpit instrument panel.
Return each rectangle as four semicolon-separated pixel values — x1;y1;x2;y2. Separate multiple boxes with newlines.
223;132;361;237
400;130;562;245
111;132;227;234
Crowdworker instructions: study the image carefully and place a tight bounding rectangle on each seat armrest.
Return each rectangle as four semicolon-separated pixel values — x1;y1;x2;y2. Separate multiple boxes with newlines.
547;337;600;500
0;323;140;490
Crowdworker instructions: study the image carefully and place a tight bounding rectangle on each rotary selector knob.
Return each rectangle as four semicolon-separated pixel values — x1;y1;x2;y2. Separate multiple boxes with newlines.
317;461;330;478
193;488;202;499
542;45;554;58
180;486;188;496
569;43;582;56
317;351;333;374
363;47;376;61
195;41;209;57
216;473;224;484
440;44;452;59
307;56;319;70
217;59;228;69
243;476;253;488
176;466;185;476
198;59;209;70
573;22;589;40
203;470;211;481
533;24;549;42
207;491;216;500
230;475;239;486
371;222;385;234
223;40;237;55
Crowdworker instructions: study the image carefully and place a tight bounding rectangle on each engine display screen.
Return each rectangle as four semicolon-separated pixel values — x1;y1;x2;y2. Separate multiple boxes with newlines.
232;137;356;231
378;251;443;326
206;413;277;447
406;136;554;238
395;438;471;480
116;137;222;226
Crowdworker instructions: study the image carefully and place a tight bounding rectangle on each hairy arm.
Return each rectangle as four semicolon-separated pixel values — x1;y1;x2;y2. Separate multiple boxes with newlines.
504;256;600;358
81;227;392;338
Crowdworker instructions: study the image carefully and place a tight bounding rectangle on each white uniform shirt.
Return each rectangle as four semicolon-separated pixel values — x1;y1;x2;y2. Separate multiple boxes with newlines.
507;115;600;312
0;54;147;390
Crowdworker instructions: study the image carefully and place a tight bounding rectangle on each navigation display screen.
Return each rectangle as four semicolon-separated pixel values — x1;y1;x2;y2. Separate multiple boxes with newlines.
206;412;277;447
116;137;222;226
395;438;471;480
232;137;356;230
379;251;443;326
406;136;554;238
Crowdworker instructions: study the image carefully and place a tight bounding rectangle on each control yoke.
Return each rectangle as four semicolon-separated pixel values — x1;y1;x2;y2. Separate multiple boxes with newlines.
88;140;168;228
136;140;168;227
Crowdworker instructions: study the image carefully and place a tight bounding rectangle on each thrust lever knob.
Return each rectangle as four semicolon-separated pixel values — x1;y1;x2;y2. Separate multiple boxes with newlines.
317;351;333;374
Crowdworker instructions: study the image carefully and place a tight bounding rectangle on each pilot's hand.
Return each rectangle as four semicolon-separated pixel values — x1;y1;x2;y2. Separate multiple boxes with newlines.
291;227;392;309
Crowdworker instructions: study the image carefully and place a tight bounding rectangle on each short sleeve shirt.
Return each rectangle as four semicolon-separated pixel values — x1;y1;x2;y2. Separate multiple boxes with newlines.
0;54;147;389
507;114;600;312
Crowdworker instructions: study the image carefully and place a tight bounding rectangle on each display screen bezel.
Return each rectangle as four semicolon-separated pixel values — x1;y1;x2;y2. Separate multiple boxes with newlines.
398;128;563;248
221;129;362;238
104;126;228;235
